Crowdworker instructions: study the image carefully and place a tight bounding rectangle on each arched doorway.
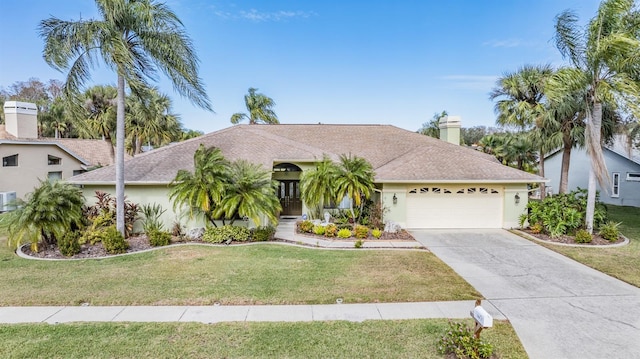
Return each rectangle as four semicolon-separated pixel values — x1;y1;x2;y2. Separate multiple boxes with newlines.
273;163;302;216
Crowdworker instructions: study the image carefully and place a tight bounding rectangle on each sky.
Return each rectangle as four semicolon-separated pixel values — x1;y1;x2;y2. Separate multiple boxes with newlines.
0;0;602;134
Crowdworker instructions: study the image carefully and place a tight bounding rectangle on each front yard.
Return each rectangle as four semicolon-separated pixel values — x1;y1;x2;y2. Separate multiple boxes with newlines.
0;237;480;306
532;205;640;287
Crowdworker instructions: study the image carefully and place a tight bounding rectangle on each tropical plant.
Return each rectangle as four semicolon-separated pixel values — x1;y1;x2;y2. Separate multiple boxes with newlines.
58;231;81;257
371;228;382;239
324;223;338;237
418;110;448;138
215;160;281;226
312;225;326;236
141;203;167;233
169;145;229;226
230;87;279;124
202;225;251;244
354;225;369;239
101;225;129;254
40;0;212;236
575;229;593;243
337;228;352;239
0;180;84;251
437;320;494;359
300;155;338;217
148;229;171;246
598;221;621;241
334;154;375;227
252;226;276;241
548;0;640;232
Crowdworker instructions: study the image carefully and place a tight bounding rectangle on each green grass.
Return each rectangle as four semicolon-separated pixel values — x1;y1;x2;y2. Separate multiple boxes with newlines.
0;239;480;306
533;205;640;287
0;319;527;359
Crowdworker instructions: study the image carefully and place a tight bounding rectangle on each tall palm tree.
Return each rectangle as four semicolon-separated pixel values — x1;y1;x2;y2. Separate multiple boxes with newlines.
300;155;338;218
126;87;181;155
169;145;229;227
334;154;375;226
418;110;448;138
39;0;212;236
230;87;279;125
215;160;281;225
490;64;555;197
548;0;640;232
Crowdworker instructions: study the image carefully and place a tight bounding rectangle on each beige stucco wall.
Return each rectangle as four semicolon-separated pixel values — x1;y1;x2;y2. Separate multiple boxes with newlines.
1;143;86;199
503;184;529;229
381;183;407;225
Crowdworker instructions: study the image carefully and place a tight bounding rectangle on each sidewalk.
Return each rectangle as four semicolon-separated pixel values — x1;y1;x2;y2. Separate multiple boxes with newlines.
0;301;505;324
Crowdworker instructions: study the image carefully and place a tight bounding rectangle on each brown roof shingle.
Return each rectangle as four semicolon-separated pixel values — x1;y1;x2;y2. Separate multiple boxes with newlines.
68;124;546;184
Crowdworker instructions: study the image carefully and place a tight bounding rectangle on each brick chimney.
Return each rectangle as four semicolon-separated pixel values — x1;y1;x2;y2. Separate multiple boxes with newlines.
3;101;38;139
439;115;461;145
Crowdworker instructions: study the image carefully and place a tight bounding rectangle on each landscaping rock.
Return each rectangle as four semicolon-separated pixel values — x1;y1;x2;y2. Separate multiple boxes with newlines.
384;221;402;233
187;227;205;240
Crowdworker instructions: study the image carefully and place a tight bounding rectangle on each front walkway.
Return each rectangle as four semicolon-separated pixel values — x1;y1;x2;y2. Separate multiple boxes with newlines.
412;229;640;359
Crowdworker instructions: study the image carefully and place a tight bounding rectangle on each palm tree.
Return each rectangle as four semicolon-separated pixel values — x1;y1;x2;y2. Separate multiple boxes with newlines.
169;144;228;227
126;87;181;155
418;110;448;138
300;155;338;218
490;64;555;197
549;0;640;232
230;87;279;124
0;180;84;251
215;160;281;225
334;154;375;226
39;0;212;236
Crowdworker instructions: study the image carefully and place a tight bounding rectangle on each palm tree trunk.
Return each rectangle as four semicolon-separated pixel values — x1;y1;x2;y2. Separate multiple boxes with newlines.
559;134;572;194
116;73;126;236
538;148;546;200
585;102;603;234
135;137;142;155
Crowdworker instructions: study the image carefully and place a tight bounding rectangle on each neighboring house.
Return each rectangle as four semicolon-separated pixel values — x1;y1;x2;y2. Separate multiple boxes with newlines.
544;135;640;207
0;101;118;200
69;116;546;230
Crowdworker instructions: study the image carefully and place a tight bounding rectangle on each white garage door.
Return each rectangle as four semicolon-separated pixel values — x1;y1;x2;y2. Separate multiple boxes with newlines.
405;186;503;228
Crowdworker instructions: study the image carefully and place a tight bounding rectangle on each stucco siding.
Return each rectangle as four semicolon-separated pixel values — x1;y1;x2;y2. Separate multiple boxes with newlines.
1;143;86;199
545;148;640;207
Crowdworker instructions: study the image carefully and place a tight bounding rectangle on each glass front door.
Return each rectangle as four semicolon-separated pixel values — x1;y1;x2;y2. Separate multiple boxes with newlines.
278;180;302;216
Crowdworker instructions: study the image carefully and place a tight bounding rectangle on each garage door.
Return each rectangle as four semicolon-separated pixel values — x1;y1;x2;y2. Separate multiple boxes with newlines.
405;186;503;228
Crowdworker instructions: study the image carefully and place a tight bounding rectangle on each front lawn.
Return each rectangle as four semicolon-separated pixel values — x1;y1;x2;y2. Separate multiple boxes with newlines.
0;239;480;305
0;319;528;359
533;205;640;287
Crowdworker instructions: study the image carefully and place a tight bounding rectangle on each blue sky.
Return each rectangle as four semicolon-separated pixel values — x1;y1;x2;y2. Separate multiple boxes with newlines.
0;0;600;134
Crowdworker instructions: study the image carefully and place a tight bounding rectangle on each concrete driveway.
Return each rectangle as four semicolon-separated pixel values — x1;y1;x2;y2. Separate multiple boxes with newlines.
411;229;640;359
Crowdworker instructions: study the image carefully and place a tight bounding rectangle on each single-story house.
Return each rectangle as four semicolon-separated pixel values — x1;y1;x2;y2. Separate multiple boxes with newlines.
68;116;546;230
1;101;118;200
543;135;640;207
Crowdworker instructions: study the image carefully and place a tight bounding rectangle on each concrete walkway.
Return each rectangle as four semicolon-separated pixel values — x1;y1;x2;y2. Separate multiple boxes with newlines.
412;229;640;359
0;300;505;324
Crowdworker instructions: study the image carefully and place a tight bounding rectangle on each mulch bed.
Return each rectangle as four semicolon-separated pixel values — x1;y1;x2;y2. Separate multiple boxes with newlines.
296;229;415;241
21;235;162;260
521;229;624;246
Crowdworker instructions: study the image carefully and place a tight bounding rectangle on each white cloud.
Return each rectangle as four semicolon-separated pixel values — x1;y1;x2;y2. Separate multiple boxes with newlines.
482;39;523;48
212;8;316;22
440;75;499;91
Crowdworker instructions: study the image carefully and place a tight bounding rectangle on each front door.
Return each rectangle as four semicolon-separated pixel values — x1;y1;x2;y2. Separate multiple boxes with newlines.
278;180;302;216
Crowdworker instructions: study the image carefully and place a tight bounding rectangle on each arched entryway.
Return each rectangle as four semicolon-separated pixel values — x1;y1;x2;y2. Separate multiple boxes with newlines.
273;163;302;216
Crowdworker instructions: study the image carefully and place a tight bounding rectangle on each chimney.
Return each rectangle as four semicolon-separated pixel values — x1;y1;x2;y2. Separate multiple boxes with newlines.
3;101;38;139
439;115;461;145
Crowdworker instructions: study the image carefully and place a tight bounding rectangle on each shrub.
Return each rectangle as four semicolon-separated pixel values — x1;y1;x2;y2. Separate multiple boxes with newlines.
574;229;592;244
354;239;363;248
354;225;369;239
252;226;276;241
203;225;251;244
101;226;129;254
148;230;171;247
371;228;382;239
58;231;81;257
298;220;314;233
83;191;140;238
598;221;621;242
437;321;494;359
337;228;352;239
530;222;543;234
521;189;608;237
141;203;166;233
171;221;186;241
313;225;326;236
324;223;338;238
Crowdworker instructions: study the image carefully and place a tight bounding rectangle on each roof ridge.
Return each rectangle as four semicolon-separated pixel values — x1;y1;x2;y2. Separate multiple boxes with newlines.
241;125;338;159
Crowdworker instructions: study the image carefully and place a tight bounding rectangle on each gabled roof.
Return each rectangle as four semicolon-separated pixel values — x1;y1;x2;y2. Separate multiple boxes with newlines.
545;134;640;166
68;124;546;184
0;124;120;167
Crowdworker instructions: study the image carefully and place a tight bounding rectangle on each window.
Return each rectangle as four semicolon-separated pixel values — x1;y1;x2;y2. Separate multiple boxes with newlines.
48;155;61;165
612;172;620;197
627;173;640;182
2;154;18;167
72;170;86;176
48;171;62;182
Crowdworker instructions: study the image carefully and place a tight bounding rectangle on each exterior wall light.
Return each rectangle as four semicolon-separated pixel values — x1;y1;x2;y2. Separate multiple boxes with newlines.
514;193;520;205
393;193;398;205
